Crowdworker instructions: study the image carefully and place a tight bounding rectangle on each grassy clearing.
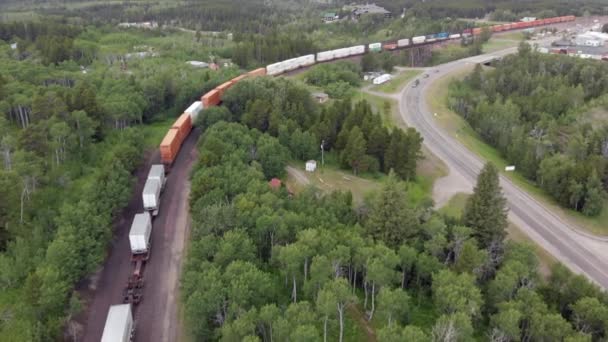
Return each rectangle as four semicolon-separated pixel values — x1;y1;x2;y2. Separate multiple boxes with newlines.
438;192;469;219
482;38;520;53
352;91;397;129
370;69;423;94
141;117;175;148
427;66;608;235
496;31;525;41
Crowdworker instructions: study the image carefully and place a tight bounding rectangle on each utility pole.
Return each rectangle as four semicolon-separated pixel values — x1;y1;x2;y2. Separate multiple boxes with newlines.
320;140;325;167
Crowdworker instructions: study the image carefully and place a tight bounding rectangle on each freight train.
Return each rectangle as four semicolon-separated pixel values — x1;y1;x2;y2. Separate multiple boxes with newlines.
100;15;575;340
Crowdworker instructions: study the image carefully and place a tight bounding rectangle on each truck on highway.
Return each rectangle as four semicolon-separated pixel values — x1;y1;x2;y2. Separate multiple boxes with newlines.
142;178;161;216
101;304;134;342
129;212;152;260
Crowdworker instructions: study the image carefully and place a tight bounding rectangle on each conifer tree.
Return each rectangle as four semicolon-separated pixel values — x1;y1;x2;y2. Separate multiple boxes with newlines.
463;163;508;248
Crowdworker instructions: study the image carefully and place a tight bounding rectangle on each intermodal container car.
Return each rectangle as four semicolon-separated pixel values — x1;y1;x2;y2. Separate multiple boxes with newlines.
383;42;397;50
172;113;192;144
247;68;267;77
436;32;449;39
231;74;248;84
216;81;234;98
160;128;181;166
201;89;221;107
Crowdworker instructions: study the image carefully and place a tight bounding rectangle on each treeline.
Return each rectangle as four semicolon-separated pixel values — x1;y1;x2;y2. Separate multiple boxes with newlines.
221;76;422;178
231;32;316;68
0;129;144;340
182;120;608;341
448;44;608;216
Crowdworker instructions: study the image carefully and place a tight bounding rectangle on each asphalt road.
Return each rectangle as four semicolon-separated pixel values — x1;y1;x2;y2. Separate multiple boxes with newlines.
398;47;608;289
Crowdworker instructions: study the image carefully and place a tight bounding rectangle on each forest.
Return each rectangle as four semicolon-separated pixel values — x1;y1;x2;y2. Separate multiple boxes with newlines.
448;44;608;216
0;19;237;340
182;115;608;341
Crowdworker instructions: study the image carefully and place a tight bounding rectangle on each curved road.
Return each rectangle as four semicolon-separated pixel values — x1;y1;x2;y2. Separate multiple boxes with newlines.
397;47;608;289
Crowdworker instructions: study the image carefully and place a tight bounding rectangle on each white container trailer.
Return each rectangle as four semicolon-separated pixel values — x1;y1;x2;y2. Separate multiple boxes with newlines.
349;45;366;56
101;304;133;342
368;42;382;52
129;212;152;256
299;54;316;67
147;165;165;190
373;74;392;85
142;179;161;216
412;36;426;44
317;50;336;62
449;34;461;39
397;38;410;47
185;101;203;124
266;62;283;76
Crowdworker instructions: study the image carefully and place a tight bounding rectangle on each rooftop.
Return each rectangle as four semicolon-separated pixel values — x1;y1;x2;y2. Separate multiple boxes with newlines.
351;3;390;16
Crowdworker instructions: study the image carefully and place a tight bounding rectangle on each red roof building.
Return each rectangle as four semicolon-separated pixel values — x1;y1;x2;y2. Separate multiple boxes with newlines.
269;178;282;190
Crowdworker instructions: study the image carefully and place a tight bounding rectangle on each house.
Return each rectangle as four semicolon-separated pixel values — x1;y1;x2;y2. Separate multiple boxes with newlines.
312;92;329;104
187;61;209;68
306;160;317;172
269;178;282;190
350;3;391;19
323;12;339;23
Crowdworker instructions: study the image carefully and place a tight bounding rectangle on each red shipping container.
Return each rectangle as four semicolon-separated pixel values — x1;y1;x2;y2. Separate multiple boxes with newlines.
216;81;234;98
472;28;482;35
383;43;397;50
231;74;248;84
172;113;192;144
160;128;181;166
201;89;221;108
247;68;267;77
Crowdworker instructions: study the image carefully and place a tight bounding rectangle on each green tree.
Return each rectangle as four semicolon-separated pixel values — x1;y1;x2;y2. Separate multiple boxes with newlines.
256;134;289;179
431;313;474;342
378;287;410;327
318;278;356;342
463;163;508;248
570;297;608;337
582;170;604;216
432;270;482;318
340;127;367;175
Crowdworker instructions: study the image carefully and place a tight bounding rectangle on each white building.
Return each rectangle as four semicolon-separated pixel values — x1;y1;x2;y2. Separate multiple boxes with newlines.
306;160;317;172
373;74;392;85
187;61;209;68
575;31;608;47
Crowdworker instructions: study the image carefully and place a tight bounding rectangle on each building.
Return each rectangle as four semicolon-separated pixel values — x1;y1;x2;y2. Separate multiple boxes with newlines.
118;21;159;29
323;12;339;23
312;92;329;104
269;178;282;190
349;3;391;19
306;160;317;172
575;32;608;47
373;74;392;85
521;17;537;22
187;61;209;68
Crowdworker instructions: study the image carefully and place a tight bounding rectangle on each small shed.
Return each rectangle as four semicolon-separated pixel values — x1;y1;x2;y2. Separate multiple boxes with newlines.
312;92;329;104
306;160;317;172
269;178;282;190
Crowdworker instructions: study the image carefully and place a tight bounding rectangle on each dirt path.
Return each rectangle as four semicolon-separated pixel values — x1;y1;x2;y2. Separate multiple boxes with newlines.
286;165;311;185
347;305;377;342
79;129;200;342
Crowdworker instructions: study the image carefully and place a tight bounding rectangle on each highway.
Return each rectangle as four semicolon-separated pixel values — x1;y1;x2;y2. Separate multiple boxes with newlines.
397;47;608;289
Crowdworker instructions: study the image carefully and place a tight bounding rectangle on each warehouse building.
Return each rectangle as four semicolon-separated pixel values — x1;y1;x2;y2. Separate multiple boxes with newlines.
575;32;608;47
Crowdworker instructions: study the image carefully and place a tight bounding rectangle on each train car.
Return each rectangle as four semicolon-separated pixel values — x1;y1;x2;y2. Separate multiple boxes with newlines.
383;42;397;50
201;89;220;107
316;49;336;62
463;28;473;35
397;38;410;47
231;74;248;83
472;28;482;35
436;32;449;40
412;36;426;44
216;81;234;98
491;25;504;33
348;45;366;56
160;128;181;166
449;34;461;39
185;101;203;124
172;113;192;144
368;42;382;52
247;68;267;77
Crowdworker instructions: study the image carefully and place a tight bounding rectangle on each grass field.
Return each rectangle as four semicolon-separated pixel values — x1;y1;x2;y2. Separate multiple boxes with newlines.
141;117;174;148
370;69;423;94
482;38;520;53
427;65;608;235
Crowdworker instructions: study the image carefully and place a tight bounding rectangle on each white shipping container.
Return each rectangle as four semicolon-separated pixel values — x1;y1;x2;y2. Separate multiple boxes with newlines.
300;54;316;66
185;101;203;124
336;48;349;58
129;212;152;254
449;34;461;39
317;50;335;62
147;165;165;189
412;36;426;44
101;304;133;342
373;74;392;85
348;45;366;56
397;38;410;47
266;61;284;76
368;42;382;51
142;179;161;213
